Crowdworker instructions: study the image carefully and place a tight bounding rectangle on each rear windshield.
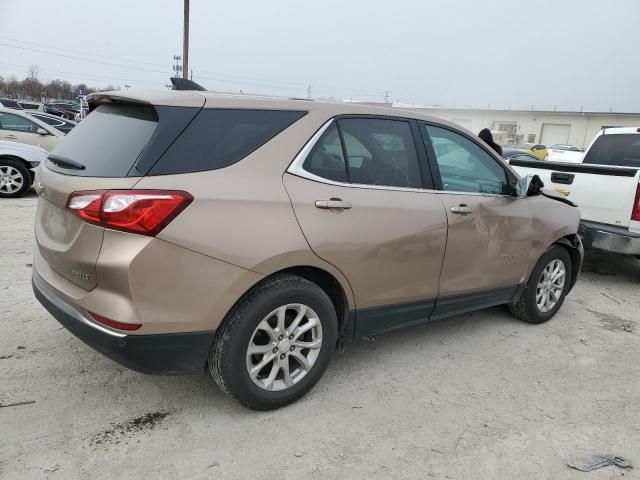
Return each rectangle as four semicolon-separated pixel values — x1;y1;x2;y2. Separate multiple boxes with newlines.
47;104;158;177
583;134;640;167
148;109;306;175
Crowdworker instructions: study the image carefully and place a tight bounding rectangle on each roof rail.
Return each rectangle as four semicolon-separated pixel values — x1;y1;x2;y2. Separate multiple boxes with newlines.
170;77;207;91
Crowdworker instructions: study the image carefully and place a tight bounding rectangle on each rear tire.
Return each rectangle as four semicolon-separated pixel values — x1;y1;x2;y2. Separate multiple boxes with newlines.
509;245;572;324
0;159;31;198
209;274;338;410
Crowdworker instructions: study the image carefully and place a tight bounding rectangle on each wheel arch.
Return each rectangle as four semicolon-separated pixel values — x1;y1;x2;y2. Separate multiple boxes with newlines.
552;234;583;292
280;265;352;342
0;154;33;171
220;262;355;350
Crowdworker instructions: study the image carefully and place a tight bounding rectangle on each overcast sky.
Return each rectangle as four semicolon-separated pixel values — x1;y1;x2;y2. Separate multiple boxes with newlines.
1;0;639;111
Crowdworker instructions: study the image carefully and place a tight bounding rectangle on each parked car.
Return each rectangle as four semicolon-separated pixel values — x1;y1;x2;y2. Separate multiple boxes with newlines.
509;127;640;256
513;143;548;161
18;101;44;112
0;107;65;151
547;144;584;163
0;98;23;110
32;92;583;410
503;147;540;162
43;103;75;120
0;140;47;197
53;103;84;121
28;112;76;134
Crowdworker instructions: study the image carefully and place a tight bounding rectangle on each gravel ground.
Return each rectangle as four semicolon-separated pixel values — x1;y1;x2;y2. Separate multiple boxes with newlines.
1;192;639;480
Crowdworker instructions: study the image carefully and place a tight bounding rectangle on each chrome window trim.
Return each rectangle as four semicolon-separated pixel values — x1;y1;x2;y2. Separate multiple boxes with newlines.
287;117;516;198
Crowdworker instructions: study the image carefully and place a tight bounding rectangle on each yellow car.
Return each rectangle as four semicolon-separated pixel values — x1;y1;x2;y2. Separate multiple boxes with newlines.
514;143;548;161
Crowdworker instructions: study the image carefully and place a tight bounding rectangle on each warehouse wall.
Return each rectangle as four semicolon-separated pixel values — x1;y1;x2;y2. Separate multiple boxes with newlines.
397;107;640;148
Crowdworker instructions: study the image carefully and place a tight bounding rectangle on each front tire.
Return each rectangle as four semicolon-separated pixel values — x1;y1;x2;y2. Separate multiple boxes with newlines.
209;274;338;410
0;159;31;198
510;245;572;324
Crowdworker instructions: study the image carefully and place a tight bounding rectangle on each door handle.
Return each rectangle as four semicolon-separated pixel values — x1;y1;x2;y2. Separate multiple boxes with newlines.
315;199;352;210
551;172;575;185
4;134;17;139
450;204;473;215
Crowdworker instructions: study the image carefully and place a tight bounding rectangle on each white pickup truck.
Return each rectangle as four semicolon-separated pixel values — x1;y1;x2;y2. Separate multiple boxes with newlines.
509;127;640;256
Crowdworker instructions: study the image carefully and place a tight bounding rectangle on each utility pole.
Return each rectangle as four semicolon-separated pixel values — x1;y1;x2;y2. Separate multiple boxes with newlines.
183;0;190;79
306;85;312;100
383;90;390;103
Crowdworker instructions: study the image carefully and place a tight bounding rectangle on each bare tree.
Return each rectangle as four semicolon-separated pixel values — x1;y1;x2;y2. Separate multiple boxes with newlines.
28;64;39;82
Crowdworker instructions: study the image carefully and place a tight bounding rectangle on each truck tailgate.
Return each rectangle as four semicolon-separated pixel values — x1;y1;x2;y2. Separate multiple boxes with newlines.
509;159;640;229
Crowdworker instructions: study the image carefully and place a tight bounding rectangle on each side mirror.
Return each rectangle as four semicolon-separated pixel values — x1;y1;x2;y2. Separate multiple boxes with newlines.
515;174;544;197
36;128;50;136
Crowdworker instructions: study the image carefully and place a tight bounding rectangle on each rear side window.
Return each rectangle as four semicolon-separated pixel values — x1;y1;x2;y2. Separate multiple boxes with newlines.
149;109;306;175
47;104;158;177
301;117;423;189
583;134;640;167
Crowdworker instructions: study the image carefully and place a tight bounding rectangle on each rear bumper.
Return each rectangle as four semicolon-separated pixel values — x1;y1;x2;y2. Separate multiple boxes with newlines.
579;220;640;255
32;273;214;374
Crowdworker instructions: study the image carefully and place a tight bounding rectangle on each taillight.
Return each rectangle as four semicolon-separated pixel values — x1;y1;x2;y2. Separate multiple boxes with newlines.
632;184;640;222
89;311;142;331
66;189;193;236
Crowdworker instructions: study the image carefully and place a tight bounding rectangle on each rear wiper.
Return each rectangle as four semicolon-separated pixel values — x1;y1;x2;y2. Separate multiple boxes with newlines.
47;154;86;170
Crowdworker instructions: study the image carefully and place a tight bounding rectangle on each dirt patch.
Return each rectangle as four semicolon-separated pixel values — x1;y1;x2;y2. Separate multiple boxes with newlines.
587;309;635;333
90;411;171;446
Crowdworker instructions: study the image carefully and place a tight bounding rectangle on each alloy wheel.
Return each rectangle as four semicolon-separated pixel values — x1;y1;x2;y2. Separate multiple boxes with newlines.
246;304;323;391
536;259;566;313
0;165;24;194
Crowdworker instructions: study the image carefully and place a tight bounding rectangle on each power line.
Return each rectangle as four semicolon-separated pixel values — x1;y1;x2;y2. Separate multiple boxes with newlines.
0;38;383;99
192;74;304;94
0;42;170;75
0;37;384;97
0;35;169;69
0;62;161;88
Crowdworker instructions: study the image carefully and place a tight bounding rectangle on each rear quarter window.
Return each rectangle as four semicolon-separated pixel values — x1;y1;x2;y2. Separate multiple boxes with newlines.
583;134;640;167
148;109;306;175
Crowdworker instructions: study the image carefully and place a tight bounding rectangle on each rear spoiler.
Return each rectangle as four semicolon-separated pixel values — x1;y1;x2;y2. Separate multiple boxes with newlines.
170;77;206;91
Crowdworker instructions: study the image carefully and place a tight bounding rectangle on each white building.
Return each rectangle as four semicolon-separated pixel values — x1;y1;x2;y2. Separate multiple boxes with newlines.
357;103;640;148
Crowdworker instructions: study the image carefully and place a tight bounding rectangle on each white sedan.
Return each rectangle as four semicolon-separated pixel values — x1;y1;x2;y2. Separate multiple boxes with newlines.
546;144;584;163
0;106;65;152
0;140;48;198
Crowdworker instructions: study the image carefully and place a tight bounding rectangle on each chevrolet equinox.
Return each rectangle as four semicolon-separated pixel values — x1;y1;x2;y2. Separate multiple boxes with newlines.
32;91;583;410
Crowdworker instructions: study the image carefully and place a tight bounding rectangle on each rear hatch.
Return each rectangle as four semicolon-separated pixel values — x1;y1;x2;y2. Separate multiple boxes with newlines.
34;96;203;290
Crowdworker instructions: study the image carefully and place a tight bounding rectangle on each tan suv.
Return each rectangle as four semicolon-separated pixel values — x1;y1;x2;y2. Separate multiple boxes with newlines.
32;91;583;410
